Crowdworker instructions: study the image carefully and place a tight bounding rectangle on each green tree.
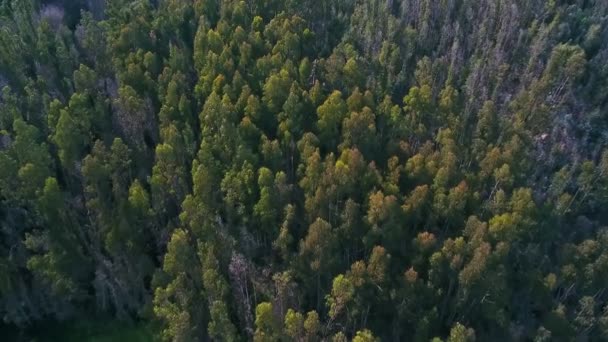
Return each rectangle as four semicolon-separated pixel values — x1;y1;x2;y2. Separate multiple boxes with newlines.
153;229;204;342
254;302;280;342
317;90;348;150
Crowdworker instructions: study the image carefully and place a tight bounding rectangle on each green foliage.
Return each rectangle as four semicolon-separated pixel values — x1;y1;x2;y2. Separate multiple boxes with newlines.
1;1;608;341
254;302;279;341
317;90;348;150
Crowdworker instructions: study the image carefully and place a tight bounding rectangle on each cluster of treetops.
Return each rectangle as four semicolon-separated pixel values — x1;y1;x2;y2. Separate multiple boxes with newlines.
1;0;608;340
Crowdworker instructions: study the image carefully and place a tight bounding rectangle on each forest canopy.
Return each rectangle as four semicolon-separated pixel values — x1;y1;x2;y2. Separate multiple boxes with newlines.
1;0;608;340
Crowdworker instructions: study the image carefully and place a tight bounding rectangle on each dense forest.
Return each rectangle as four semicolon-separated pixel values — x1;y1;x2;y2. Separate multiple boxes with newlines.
1;0;608;340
